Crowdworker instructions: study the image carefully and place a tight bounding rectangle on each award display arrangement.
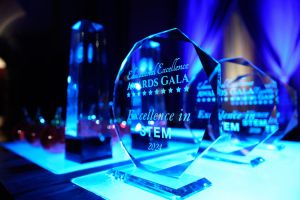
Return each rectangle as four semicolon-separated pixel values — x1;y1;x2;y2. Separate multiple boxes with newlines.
65;20;112;163
112;28;220;199
203;57;279;166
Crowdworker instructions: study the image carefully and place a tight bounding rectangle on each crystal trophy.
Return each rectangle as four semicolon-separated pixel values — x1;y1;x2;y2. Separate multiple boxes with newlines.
65;20;112;163
204;57;279;166
112;28;219;199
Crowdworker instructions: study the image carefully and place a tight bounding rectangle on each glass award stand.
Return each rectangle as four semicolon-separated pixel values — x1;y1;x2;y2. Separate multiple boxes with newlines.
109;164;211;199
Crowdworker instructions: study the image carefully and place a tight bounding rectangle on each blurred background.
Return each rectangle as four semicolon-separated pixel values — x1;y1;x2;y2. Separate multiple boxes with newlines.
0;0;299;141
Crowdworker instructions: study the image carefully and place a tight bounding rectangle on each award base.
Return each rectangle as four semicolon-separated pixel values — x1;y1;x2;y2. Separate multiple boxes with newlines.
203;150;265;167
65;135;112;163
109;165;211;200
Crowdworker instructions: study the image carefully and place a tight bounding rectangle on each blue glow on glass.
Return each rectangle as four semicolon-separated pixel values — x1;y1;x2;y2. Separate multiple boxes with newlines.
92;23;103;31
72;84;77;90
138;58;151;73
88;115;96;120
135;123;142;131
72;21;81;30
76;43;84;63
66;118;78;137
88;43;93;63
72;20;104;33
67;76;71;84
66;20;107;138
39;118;46;124
72;20;103;32
135;83;142;91
149;41;160;48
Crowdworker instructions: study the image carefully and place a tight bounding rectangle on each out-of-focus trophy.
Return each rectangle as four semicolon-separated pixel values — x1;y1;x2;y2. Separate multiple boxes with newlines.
65;20;112;163
203;57;280;166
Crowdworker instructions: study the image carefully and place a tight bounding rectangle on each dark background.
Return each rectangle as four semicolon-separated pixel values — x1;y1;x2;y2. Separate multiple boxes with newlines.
0;0;178;128
0;0;299;140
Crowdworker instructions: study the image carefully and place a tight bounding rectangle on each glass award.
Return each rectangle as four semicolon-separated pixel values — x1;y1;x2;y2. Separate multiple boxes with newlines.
65;20;112;163
112;28;219;199
204;57;279;166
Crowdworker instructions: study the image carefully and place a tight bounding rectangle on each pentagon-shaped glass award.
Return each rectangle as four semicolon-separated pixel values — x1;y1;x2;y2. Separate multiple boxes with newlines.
203;57;279;166
111;28;219;199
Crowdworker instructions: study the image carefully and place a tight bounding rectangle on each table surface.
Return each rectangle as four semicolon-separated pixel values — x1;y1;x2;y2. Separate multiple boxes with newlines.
1;141;300;200
0;146;104;200
72;141;300;200
1;141;194;175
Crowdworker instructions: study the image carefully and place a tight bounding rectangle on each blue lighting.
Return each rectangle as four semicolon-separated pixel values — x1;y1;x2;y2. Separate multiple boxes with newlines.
71;141;300;200
179;0;235;81
66;20;107;138
72;84;77;90
138;58;148;73
240;0;300;84
76;43;84;63
180;0;235;58
88;114;96;120
72;20;104;32
137;56;155;73
67;76;71;84
91;23;103;31
88;43;94;63
39;118;46;124
72;21;81;30
149;41;160;48
259;0;300;83
2;141;130;175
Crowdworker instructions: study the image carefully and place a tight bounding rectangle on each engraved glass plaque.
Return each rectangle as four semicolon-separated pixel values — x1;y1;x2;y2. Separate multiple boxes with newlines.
205;57;279;166
112;28;219;199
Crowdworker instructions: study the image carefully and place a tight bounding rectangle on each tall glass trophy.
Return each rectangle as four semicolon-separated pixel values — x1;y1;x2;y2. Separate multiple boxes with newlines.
65;20;112;163
112;28;220;199
203;57;279;166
